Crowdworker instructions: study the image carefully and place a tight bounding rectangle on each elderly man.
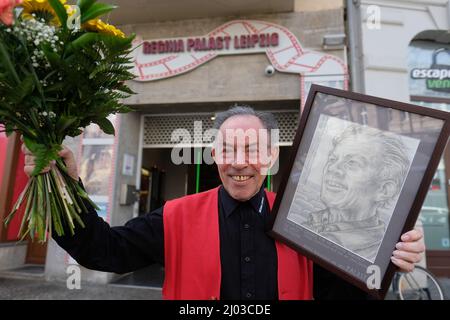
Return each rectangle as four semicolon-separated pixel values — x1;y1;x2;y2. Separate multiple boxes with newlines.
23;106;424;300
304;125;411;261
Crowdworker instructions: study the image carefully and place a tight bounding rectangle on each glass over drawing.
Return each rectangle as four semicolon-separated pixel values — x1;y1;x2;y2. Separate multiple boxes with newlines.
287;115;420;262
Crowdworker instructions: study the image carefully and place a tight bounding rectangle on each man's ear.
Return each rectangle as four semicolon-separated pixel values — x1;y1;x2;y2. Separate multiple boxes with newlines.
260;146;280;176
375;180;397;202
269;146;280;169
211;147;216;163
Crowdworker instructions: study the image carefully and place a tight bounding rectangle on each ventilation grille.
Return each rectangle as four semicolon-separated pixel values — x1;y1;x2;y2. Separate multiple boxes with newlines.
143;111;299;147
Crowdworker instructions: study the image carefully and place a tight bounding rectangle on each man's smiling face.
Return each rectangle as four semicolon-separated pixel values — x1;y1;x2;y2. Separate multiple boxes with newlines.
212;115;278;201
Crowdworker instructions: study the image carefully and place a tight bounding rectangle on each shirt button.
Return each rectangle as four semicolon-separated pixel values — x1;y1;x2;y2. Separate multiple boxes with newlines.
246;292;252;298
244;256;251;262
244;223;250;229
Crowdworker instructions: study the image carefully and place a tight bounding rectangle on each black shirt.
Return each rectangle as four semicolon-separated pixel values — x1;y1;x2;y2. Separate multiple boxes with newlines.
54;184;368;300
218;185;278;300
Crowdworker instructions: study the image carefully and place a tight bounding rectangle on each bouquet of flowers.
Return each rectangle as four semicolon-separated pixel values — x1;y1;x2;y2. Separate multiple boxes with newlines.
0;0;135;242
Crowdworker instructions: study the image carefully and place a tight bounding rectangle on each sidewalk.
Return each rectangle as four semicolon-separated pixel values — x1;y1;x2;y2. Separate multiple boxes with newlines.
1;275;449;300
0;276;163;300
439;277;450;298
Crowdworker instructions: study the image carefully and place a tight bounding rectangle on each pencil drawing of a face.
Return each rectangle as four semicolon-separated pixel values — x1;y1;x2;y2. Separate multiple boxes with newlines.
320;134;384;217
286;113;420;262
320;126;411;222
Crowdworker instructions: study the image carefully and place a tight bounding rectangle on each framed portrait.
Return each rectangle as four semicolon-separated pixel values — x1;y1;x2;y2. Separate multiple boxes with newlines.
269;85;450;299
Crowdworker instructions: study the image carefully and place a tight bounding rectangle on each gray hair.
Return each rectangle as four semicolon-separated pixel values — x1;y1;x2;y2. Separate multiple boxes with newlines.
333;125;410;208
213;105;278;131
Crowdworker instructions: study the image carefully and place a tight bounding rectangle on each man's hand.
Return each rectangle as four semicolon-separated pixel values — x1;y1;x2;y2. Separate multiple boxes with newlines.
391;229;425;273
22;143;79;180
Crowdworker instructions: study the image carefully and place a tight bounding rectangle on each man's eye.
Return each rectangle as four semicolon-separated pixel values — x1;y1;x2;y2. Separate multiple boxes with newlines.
346;160;360;168
328;155;337;163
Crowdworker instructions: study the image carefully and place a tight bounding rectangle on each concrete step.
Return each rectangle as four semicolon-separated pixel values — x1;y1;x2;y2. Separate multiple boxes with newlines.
0;264;45;281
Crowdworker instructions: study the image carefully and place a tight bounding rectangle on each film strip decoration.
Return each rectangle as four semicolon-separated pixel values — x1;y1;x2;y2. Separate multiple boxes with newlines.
131;20;349;109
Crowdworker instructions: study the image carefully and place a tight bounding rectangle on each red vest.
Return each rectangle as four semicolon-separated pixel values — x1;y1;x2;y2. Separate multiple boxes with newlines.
162;186;313;300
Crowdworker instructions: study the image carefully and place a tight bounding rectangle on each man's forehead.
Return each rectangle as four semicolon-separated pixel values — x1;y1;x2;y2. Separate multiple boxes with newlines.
333;138;379;157
219;114;265;131
223;140;259;147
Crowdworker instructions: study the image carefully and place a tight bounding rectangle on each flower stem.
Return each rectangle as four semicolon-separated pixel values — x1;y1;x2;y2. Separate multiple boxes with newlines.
4;162;88;243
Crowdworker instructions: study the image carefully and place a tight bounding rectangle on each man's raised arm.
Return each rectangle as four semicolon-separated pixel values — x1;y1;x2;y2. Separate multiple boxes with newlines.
22;144;165;274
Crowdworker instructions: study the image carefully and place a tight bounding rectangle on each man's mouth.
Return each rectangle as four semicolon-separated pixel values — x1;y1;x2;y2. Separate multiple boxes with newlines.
230;175;253;182
325;179;347;191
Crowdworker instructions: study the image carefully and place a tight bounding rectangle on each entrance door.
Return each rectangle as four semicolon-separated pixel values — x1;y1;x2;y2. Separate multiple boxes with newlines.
0;132;48;265
26;241;47;264
187;154;221;194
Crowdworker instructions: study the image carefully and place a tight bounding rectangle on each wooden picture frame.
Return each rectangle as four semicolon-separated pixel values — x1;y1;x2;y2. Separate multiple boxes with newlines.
269;84;450;299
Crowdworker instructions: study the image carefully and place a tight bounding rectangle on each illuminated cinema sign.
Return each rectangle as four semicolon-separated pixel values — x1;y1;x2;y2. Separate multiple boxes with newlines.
131;20;348;83
410;48;450;93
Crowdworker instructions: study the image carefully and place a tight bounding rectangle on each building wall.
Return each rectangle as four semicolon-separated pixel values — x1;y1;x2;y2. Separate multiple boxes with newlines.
110;112;141;227
0;242;27;271
119;10;346;106
358;0;449;101
295;0;343;12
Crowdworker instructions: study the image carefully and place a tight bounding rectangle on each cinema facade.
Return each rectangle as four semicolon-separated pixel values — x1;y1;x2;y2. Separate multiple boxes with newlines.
0;0;448;285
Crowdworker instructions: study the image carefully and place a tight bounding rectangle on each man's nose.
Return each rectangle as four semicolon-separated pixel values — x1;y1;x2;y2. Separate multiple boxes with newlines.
230;149;248;168
231;161;248;170
328;161;345;176
231;154;248;170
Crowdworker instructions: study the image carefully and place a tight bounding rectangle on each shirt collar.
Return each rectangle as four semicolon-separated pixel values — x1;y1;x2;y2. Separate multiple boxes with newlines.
219;184;266;218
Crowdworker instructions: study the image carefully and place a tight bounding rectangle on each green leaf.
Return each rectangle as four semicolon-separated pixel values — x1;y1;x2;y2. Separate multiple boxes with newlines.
81;3;117;24
44;82;65;93
68;32;95;50
69;32;133;52
8;74;35;104
77;0;97;13
41;45;61;68
56;115;78;134
93;117;115;135
23;137;62;177
0;41;20;85
77;0;97;12
48;0;68;29
4;123;15;136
